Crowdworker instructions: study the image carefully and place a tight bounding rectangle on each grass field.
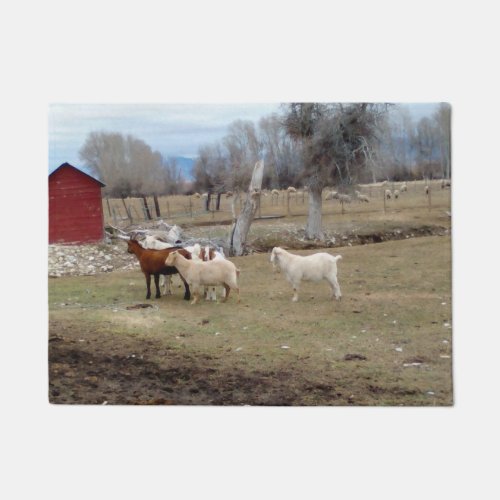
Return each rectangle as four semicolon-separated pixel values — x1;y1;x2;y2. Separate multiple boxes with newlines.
48;234;452;406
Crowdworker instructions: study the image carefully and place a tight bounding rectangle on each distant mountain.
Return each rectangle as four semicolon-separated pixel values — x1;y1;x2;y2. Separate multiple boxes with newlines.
170;156;195;180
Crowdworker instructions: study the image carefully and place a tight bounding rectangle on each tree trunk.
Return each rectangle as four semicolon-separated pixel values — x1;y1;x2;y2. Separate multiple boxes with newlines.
216;192;222;210
230;192;259;255
229;161;264;256
305;186;324;240
231;192;240;220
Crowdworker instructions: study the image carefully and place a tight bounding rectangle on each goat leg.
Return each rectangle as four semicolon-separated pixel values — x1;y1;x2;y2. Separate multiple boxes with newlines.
145;273;151;300
153;273;161;299
178;273;191;301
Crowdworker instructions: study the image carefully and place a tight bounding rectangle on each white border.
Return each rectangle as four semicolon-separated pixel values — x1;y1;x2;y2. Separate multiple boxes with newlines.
3;1;499;499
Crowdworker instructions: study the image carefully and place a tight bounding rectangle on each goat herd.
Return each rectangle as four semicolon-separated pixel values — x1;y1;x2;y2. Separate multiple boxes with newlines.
125;236;343;306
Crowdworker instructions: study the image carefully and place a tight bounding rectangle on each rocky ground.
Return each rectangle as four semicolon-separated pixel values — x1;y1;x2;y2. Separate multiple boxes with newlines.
48;222;449;278
48;241;138;277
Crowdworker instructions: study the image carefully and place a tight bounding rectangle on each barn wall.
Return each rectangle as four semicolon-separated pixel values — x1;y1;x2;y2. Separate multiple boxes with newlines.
49;167;104;244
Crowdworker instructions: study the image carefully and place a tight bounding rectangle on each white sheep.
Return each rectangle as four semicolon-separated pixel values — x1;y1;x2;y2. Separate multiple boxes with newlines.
337;193;352;204
425;185;429;195
394;189;400;199
186;244;227;301
287;186;297;193
325;190;338;200
270;247;342;302
400;183;408;192
165;251;240;305
355;190;370;203
385;189;392;200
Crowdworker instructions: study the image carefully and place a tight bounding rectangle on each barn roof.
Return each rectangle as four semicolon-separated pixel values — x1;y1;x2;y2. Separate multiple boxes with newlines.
49;162;106;187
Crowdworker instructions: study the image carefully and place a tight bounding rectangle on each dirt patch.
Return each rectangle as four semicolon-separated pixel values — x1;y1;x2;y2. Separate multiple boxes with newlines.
48;323;346;405
343;353;368;361
250;225;449;252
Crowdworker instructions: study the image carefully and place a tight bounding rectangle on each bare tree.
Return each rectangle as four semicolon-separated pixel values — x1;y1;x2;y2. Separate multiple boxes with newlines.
259;114;302;187
79;131;172;197
283;103;388;240
433;103;451;179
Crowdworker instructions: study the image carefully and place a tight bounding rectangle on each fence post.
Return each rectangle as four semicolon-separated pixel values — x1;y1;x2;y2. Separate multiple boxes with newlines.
383;190;386;214
121;197;133;223
132;205;141;221
428;185;432;211
153;194;161;218
141;196;152;220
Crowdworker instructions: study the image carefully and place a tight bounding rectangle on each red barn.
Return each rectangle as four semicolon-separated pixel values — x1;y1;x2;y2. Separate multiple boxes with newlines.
49;163;106;244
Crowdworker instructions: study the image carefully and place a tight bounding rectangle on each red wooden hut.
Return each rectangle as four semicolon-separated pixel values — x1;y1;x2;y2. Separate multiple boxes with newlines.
49;163;106;244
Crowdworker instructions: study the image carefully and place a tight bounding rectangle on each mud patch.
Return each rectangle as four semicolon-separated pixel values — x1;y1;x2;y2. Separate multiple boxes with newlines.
48;332;344;405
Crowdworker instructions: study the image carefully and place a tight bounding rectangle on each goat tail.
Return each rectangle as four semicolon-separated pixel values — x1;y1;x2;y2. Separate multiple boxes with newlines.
334;255;342;262
236;268;241;277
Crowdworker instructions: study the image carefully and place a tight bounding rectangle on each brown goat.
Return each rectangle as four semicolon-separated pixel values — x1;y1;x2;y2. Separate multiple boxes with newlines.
126;239;192;300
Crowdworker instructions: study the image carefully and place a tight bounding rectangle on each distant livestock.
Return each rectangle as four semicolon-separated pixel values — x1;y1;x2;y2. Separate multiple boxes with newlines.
385;189;392;200
337;193;352;204
270;247;342;303
355;190;370;203
394;189;400;199
325;191;338;200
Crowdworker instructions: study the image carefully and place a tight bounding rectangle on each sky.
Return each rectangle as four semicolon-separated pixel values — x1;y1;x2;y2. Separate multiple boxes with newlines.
48;102;441;174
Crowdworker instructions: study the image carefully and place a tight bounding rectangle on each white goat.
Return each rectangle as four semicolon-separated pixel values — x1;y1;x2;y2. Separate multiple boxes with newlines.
400;182;408;192
394;189;400;199
355;190;370;203
385;189;392;200
325;190;338;200
270;247;342;302
425;185;429;195
165;251;240;305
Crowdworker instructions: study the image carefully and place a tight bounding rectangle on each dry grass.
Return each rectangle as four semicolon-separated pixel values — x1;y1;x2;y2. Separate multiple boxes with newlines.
48;234;452;406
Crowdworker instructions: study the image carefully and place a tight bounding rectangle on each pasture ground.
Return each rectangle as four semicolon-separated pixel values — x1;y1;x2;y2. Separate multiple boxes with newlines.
48;234;452;406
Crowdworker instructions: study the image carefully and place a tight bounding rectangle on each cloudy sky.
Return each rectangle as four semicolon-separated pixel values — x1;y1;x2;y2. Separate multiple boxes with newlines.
48;102;440;173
